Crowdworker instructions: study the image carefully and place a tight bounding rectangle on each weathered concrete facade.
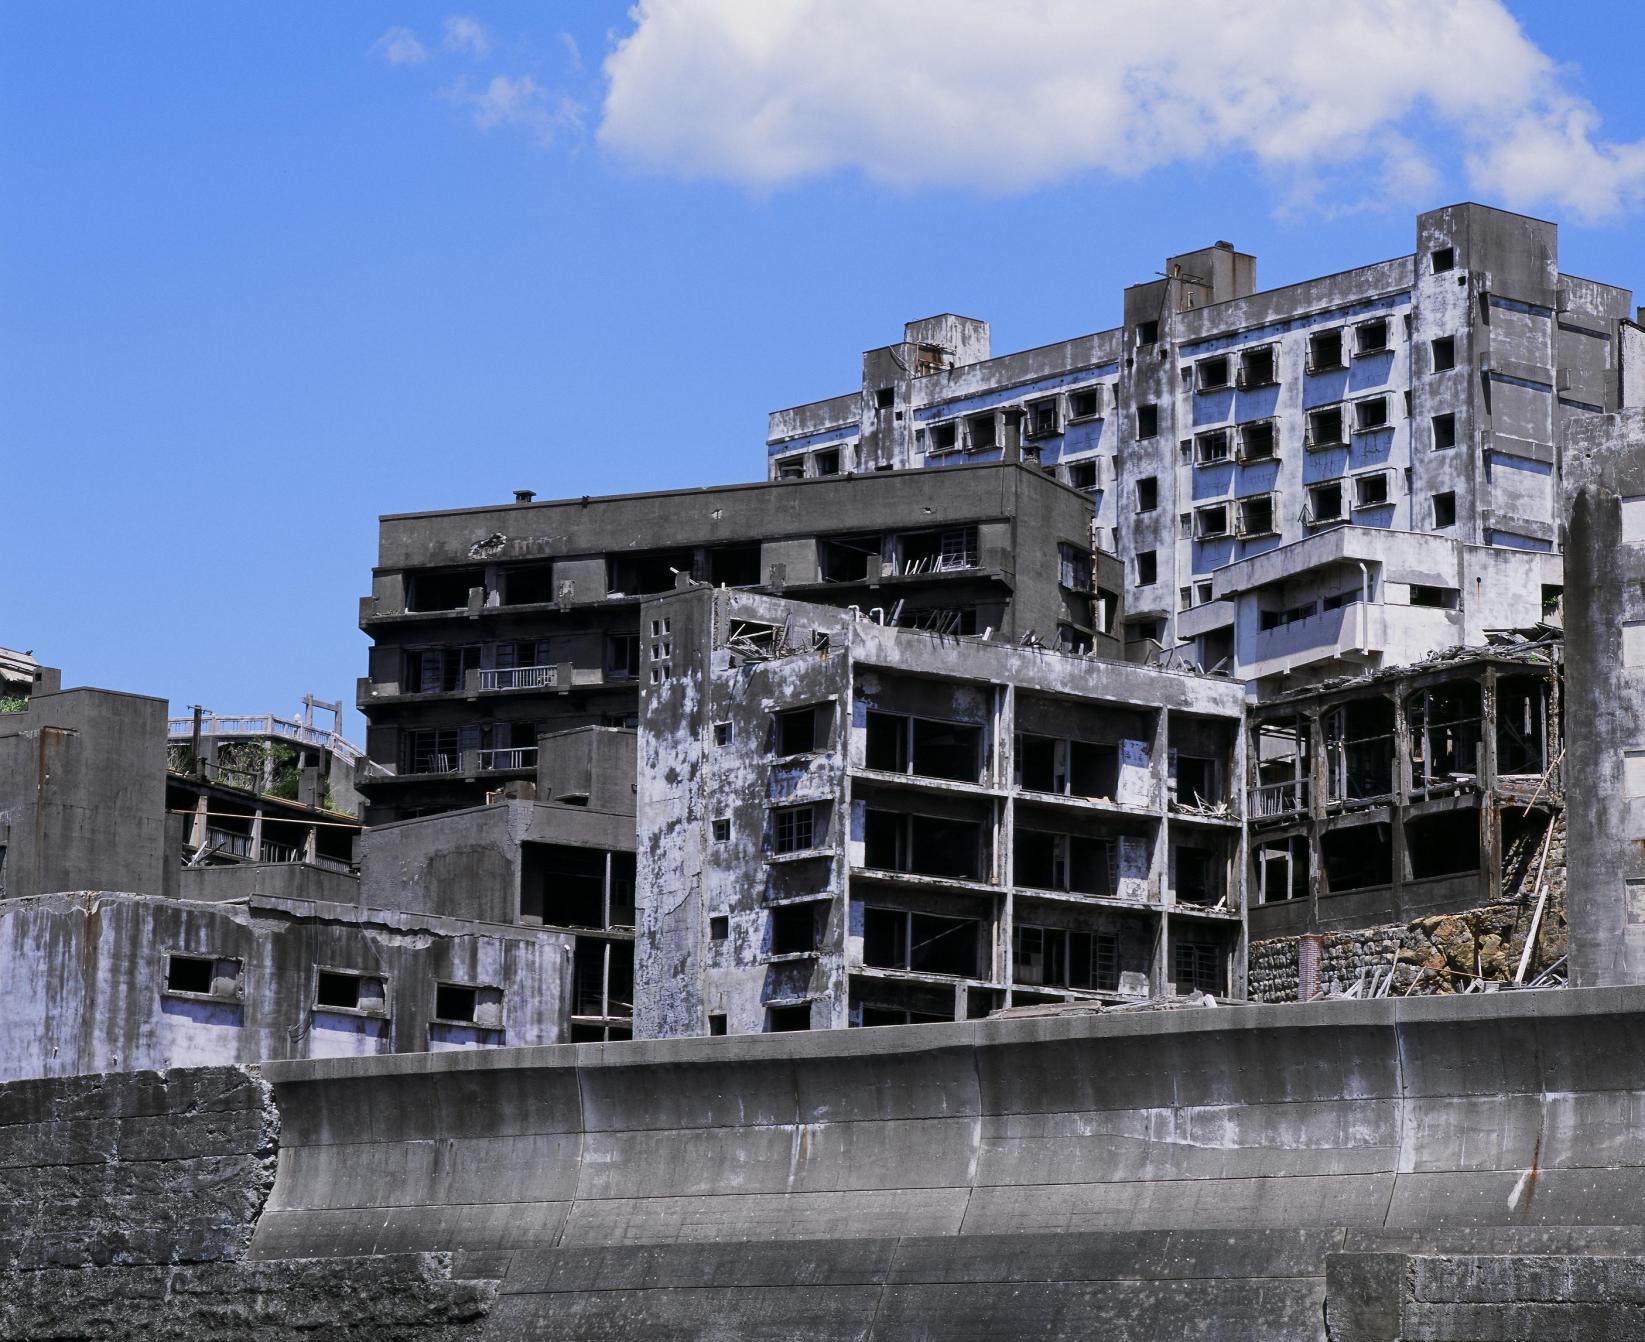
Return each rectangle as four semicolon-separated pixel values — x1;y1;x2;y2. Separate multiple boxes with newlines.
1564;407;1645;987
358;463;1115;822
635;587;1245;1037
772;205;1633;690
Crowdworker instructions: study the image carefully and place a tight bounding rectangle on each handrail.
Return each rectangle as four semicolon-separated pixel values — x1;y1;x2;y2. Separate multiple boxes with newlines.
167;713;363;766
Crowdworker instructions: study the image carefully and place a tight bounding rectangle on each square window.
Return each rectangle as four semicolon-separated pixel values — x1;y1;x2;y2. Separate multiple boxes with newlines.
1354;398;1390;432
433;982;501;1028
1136;476;1158;512
1136;320;1159;346
929;422;958;452
712;818;730;842
1194;430;1231;465
1432;247;1455;274
1433;492;1457;527
772;806;815;854
1307;329;1344;372
1136;550;1157;586
1238;346;1276;388
776;456;804;480
1196;355;1230;390
1026;398;1060;437
1194;503;1230;539
775;707;818;755
1432;413;1458;449
1069;389;1100;419
1238;421;1276;461
1353;473;1390;508
1307;405;1344;448
1308;481;1345;524
708;1012;728;1035
967;414;997;451
767;1003;811;1032
813;448;841;476
713;722;732;746
1431;337;1456;372
771;904;819;955
1066;460;1097;492
1237;494;1275;536
875;386;894;409
709;915;729;941
1136;403;1159;438
1196;581;1214;604
1355;319;1390;355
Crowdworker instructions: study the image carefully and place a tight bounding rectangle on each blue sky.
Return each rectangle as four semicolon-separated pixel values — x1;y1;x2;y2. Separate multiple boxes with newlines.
4;1;1645;738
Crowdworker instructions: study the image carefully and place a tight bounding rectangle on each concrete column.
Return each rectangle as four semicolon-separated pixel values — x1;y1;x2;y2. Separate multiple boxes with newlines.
189;794;209;850
1152;707;1172;993
250;808;264;864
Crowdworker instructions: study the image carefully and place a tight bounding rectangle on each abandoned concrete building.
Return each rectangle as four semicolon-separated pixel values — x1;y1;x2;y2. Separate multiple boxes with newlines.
770;203;1634;690
358;463;1117;823
166;695;368;818
635;587;1246;1036
1246;633;1561;939
0;673;590;1079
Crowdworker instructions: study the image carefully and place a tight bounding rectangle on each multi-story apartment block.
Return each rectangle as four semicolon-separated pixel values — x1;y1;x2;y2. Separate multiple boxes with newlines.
768;204;1639;694
358;464;1117;821
635;587;1245;1037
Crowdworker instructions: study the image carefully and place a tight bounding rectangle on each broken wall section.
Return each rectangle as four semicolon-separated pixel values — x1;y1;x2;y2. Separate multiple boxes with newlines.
1249;815;1566;1002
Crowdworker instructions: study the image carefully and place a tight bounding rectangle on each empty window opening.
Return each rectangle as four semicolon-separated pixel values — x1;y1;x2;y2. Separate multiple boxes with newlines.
767;1003;811;1032
812;448;841;476
1026;398;1060;437
1431;247;1455;274
433;982;503;1028
1136;550;1157;586
1136;477;1158;512
1431;337;1456;372
1066;459;1097;492
1432;492;1457;527
1321;824;1394;893
1136;320;1159;346
1173;941;1225;995
1174;846;1221;905
706;544;761;587
1496;675;1550;777
1408;682;1482;789
708;1013;728;1035
929;422;958;453
709;915;729;941
820;533;882;583
1409;585;1459;609
1136;403;1159;438
1128;617;1163;645
1013;925;1119;992
1016;734;1119;800
1255;837;1308;904
315;971;384;1012
875;385;895;409
1194;429;1232;465
607;633;641;680
863;907;980;977
776;456;805;480
1307;405;1345;449
607;550;694;597
502;564;555;605
1194;503;1230;539
1237;494;1276;537
407;569;483;613
1432;413;1458;449
165;954;239;998
775;705;827;756
771;904;821;955
1323;699;1396;803
1355;319;1390;356
713;721;732;746
1238;346;1276;388
1172;753;1224;808
1069;388;1100;419
1239;421;1276;461
863;810;985;881
572;939;632;1021
1407;811;1481;881
772;805;817;854
1354;397;1390;432
1353;473;1391;508
1307;329;1345;372
1013;829;1125;897
967;414;997;452
711;818;730;842
1196;355;1231;390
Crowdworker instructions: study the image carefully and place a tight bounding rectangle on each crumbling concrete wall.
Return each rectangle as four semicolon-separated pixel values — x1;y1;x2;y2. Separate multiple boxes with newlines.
0;1065;495;1340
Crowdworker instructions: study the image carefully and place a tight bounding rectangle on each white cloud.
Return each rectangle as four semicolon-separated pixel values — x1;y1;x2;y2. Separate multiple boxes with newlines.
560;31;583;72
599;0;1645;220
444;74;584;146
444;15;493;60
371;26;428;66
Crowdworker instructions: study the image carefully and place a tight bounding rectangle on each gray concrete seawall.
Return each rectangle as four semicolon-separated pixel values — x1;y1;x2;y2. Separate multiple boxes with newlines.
252;987;1645;1263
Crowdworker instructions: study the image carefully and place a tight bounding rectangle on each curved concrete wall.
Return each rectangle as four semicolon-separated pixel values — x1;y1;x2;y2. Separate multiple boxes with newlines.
251;987;1645;1263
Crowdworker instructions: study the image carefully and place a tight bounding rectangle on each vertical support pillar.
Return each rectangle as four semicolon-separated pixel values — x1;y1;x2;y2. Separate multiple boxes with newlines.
1307;709;1326;925
1299;933;1324;1002
189;794;209;851
1481;667;1501;900
250;808;264;864
1152;706;1172;994
998;682;1016;1004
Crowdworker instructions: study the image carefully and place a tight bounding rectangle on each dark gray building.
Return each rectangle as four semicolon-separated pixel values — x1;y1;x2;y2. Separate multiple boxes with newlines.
1564;407;1645;987
358;463;1117;821
770;204;1637;692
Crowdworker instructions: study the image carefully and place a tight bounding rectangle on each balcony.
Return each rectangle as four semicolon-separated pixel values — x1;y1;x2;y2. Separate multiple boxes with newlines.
478;747;537;772
1250;779;1309;819
478;665;558;692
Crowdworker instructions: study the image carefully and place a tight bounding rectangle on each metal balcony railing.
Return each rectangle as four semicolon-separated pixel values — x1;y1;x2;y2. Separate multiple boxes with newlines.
1251;779;1309;817
478;665;557;691
479;747;538;772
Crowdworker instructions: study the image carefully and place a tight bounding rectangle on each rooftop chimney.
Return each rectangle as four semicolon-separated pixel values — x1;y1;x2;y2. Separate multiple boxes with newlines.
513;490;536;503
